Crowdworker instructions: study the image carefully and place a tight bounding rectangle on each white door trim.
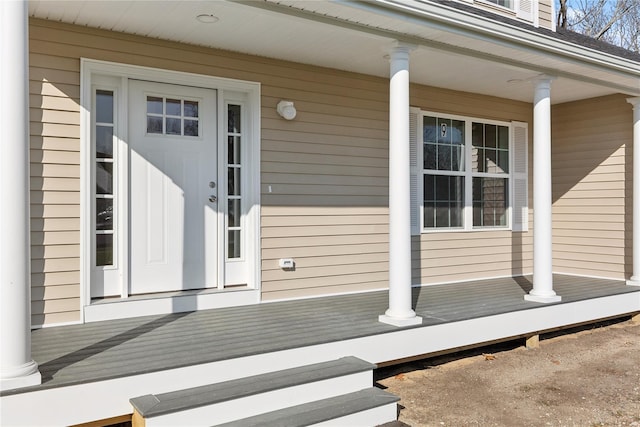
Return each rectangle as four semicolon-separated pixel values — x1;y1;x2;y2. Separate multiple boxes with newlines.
80;59;261;322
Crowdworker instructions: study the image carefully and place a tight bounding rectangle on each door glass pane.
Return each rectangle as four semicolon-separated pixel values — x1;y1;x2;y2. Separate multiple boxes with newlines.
228;199;241;227
228;230;241;259
184;101;198;117
227;104;243;259
96;199;113;230
96;234;113;266
147;96;163;114
96;126;113;158
184;119;198;136
228;104;241;133
96;162;113;194
96;90;114;123
228;168;241;195
166;118;181;135
166;98;181;116
95;89;116;269
147;116;163;134
228;136;241;164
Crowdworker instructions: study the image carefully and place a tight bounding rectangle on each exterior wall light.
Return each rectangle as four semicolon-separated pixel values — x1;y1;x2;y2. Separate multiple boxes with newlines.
276;100;296;120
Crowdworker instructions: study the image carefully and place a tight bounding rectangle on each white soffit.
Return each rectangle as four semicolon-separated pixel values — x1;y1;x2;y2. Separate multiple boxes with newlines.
28;0;639;104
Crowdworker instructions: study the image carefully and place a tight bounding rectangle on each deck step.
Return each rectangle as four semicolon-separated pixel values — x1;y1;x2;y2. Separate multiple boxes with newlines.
217;387;400;427
130;356;380;426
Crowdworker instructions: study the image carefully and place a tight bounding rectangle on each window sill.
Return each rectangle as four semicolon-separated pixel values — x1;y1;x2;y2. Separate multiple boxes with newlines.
421;226;511;233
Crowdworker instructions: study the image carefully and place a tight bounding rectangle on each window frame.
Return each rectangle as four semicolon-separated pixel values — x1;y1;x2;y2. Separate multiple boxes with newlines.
418;111;515;233
476;0;515;11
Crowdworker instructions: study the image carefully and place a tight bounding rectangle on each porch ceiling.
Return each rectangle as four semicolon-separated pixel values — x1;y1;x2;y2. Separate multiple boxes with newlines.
28;0;640;105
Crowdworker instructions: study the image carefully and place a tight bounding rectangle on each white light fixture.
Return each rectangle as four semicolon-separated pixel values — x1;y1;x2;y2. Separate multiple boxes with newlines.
196;14;219;24
276;100;297;120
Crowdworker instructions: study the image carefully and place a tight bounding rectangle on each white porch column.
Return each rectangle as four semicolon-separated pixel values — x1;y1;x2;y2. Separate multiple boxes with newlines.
627;97;640;286
379;43;422;327
1;1;41;391
525;77;561;303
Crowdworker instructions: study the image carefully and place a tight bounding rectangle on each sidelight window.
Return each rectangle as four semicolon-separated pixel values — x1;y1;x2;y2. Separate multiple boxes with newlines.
95;90;115;266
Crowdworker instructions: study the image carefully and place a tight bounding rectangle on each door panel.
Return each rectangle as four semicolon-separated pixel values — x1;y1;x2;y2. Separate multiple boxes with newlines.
128;80;217;294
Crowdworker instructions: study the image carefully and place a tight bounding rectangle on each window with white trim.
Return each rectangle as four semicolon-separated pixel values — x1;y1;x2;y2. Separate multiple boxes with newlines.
413;111;528;233
474;0;535;22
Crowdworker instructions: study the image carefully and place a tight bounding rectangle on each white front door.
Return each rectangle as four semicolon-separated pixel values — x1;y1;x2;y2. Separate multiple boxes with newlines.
128;80;218;294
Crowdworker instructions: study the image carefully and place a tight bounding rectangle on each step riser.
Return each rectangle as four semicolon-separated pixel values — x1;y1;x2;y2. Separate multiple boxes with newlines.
144;372;372;427
312;403;399;426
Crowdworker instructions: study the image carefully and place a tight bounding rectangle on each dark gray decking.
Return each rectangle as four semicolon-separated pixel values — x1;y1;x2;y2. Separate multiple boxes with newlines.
5;274;639;396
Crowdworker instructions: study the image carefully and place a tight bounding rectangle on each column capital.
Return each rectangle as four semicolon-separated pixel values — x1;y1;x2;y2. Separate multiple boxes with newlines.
532;75;556;95
532;74;556;84
388;41;417;58
627;97;640;109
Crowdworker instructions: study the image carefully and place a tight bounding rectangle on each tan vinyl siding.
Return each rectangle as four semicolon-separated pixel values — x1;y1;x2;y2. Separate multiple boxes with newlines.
551;94;632;280
261;207;389;300
29;18;540;323
29;31;82;326
411;89;534;285
538;0;554;30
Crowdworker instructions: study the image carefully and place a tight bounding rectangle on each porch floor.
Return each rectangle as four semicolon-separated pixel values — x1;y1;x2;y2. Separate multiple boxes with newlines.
10;275;640;395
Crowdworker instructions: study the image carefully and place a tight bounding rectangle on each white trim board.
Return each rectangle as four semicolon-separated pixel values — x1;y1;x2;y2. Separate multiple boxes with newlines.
5;292;639;426
84;289;260;323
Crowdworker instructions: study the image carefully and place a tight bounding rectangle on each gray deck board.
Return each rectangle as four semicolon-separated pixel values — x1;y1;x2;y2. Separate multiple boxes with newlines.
130;357;375;417
3;274;639;396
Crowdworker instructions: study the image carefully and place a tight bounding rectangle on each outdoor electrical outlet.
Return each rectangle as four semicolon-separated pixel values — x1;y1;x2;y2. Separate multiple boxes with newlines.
279;258;295;269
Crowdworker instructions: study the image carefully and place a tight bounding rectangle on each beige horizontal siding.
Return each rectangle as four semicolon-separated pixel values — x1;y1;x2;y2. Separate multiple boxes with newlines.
414;231;533;284
32;271;80;287
551;94;632;280
539;0;554;30
29;21;82;326
261;206;390;297
31;312;81;328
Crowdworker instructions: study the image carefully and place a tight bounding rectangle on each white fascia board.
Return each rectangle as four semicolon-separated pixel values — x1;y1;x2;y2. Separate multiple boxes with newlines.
370;0;640;77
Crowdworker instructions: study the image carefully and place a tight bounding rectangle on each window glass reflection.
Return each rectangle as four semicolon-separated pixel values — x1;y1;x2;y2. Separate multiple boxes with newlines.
96;90;114;123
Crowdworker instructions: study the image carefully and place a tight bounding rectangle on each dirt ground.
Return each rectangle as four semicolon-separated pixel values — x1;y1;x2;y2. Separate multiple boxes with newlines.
376;317;640;427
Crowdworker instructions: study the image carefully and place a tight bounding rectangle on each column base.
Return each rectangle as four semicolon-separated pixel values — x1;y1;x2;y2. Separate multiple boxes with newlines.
379;314;423;327
626;277;640;286
524;293;562;303
1;361;41;392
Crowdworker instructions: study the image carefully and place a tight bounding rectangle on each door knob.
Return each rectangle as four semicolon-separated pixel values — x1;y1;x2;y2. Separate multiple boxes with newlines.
209;195;217;203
